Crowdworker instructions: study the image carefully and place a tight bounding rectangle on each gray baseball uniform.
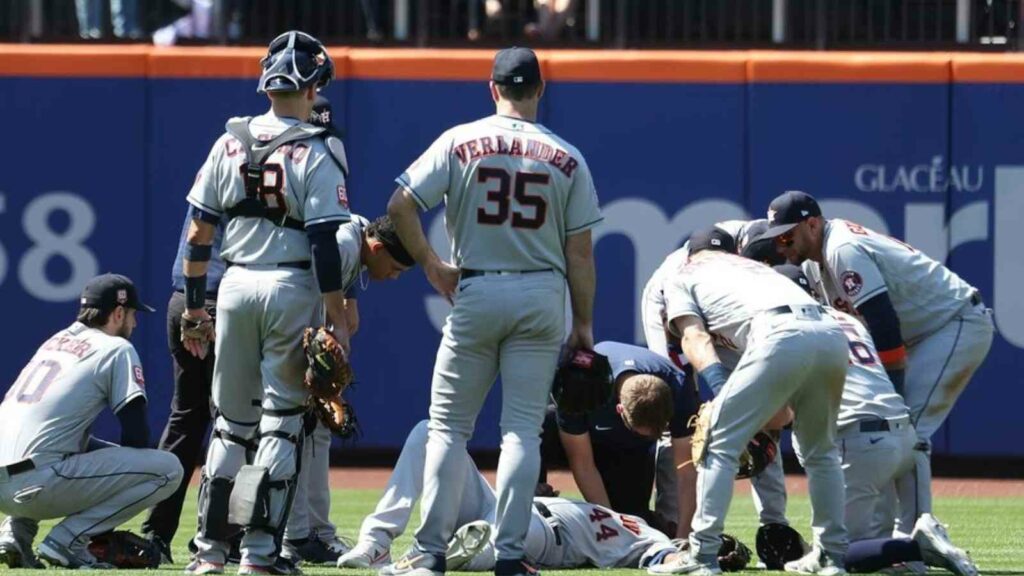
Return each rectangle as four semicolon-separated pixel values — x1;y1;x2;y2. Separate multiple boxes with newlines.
396;114;602;561
827;309;915;541
351;421;674;571
0;323;182;553
284;215;370;554
815;219;994;535
189;111;350;567
644;224;789;531
663;252;849;565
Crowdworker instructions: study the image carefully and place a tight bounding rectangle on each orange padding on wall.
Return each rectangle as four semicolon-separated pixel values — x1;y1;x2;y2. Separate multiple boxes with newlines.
3;44;1024;83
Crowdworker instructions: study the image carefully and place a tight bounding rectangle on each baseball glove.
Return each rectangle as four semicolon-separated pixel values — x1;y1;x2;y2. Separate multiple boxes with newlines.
180;313;214;343
308;394;360;439
550;348;614;415
756;523;810;569
688;401;715;468
88;530;161;569
668;534;751;572
302;327;353;399
737;431;779;479
718;534;753;572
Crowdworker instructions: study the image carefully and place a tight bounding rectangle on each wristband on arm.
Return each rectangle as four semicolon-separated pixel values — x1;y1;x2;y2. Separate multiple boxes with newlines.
698;362;729;394
185;274;207;310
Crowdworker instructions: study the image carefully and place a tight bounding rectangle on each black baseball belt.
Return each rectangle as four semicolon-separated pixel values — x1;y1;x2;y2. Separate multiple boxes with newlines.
533;501;563;546
461;268;553;279
0;459;35;480
763;304;825;318
226;260;311;270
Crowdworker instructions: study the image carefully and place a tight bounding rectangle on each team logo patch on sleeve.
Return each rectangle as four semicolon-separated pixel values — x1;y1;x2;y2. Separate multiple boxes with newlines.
133;365;145;387
337;185;349;208
840;271;864;297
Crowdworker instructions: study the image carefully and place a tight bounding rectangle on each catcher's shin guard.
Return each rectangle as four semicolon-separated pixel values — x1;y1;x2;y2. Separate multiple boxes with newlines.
245;408;306;554
200;415;257;540
198;473;235;541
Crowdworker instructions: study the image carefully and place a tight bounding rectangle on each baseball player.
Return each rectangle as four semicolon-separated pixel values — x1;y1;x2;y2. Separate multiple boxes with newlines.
0;274;183;569
772;264;978;576
756;191;995;536
141;208;225;565
284;213;416;565
652;227;849;576
339;420;679;572
772;265;914;541
383;46;601;576
641;220;791;546
278;94;413;567
182;31;352;574
538;340;698;538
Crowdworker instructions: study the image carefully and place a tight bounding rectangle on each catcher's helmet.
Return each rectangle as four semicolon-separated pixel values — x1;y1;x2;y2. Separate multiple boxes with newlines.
258;31;334;94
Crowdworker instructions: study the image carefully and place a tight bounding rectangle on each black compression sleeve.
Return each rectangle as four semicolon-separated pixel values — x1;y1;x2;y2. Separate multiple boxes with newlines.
855;292;904;353
308;222;343;293
116;396;150;448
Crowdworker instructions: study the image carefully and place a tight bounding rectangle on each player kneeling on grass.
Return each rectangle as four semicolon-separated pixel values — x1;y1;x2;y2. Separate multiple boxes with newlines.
771;264;978;576
0;274;183;569
338;420;753;573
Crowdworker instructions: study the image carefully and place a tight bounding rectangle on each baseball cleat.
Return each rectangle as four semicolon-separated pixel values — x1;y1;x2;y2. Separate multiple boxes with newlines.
185;559;227;574
445;521;492;571
783;547;846;576
286;534;351;564
238;556;302;575
338;540;391;569
38;536;113;570
0;537;43;569
912;513;979;576
378;547;445;576
647;549;721;576
146;533;174;565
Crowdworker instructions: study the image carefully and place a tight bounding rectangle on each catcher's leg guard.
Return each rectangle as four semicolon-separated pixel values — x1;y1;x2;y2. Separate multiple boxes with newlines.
198;474;235;541
238;409;305;567
195;414;256;560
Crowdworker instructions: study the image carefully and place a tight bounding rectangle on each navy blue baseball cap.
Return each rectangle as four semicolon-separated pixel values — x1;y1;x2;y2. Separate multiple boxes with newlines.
310;94;343;139
80;273;155;312
739;220;786;265
688;226;737;255
491;47;542;86
760;191;823;239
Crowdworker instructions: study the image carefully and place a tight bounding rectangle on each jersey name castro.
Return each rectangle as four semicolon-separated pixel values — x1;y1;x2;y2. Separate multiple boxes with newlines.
396;115;602;275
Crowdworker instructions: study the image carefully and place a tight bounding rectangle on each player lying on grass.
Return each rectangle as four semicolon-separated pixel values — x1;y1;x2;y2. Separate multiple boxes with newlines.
338;420;751;572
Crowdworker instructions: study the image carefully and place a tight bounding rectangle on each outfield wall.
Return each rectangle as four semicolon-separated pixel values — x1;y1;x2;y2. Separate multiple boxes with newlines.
1;46;1022;458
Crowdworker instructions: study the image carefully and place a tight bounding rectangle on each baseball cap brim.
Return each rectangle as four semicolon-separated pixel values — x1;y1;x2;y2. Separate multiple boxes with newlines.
135;301;157;313
756;222;799;240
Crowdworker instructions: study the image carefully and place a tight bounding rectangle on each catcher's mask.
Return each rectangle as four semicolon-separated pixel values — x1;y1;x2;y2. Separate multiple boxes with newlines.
258;30;334;94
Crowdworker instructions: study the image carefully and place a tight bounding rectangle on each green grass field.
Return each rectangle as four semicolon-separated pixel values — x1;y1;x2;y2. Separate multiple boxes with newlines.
4;487;1022;575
